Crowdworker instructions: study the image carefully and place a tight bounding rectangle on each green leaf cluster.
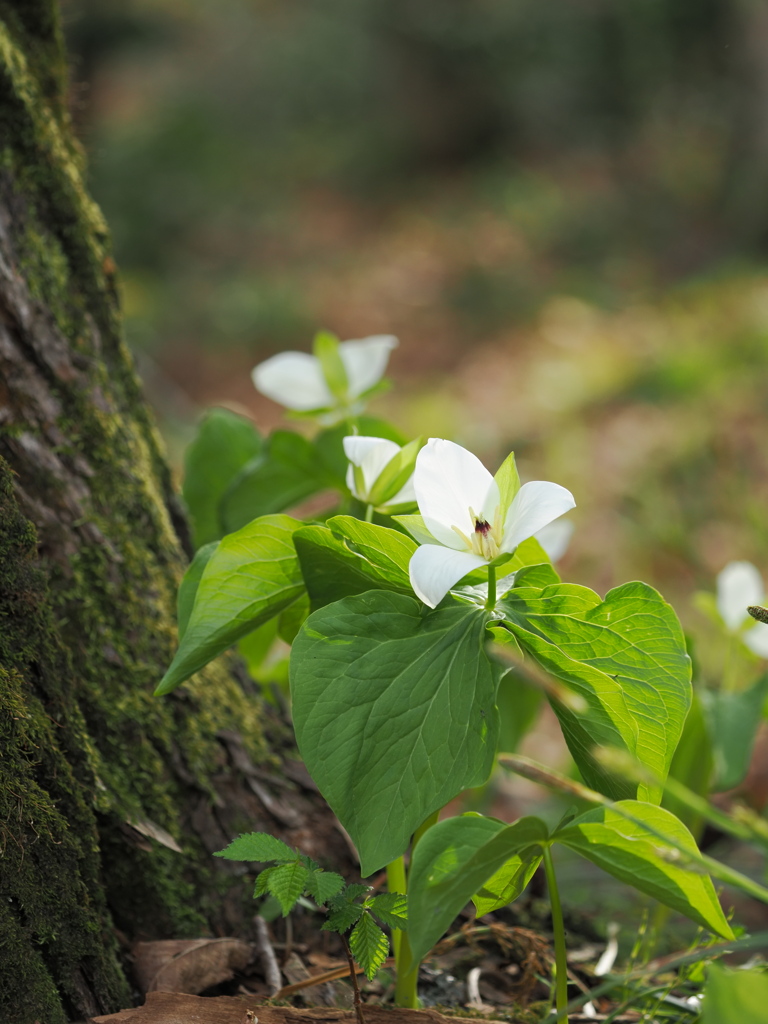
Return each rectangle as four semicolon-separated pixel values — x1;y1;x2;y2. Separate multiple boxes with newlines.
407;802;733;966
182;406;406;542
291;560;692;875
214;832;406;980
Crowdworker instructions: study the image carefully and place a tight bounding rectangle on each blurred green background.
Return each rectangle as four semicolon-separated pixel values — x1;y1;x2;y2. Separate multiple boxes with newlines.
63;0;768;619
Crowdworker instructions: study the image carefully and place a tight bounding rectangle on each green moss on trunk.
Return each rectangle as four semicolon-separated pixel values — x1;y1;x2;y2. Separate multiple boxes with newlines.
0;3;289;1020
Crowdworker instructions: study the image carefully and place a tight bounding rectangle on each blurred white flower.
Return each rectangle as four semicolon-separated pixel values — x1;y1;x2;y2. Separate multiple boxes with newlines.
716;561;768;657
343;435;417;510
401;438;575;608
252;334;397;419
535;519;574;563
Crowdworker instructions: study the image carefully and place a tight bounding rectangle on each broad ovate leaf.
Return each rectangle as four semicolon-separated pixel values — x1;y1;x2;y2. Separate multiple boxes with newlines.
157;515;304;694
183;408;263;548
701;673;768;792
294;518;414;609
701;964;768;1024
221;431;330;533
177;541;218;640
553;801;733;939
408;814;548;965
500;581;691;802
291;592;501;874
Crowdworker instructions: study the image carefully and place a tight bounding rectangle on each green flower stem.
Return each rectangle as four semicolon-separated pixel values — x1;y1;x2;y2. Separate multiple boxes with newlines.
387;810;441;1008
485;564;497;611
386;855;407;965
411;809;440;852
393;928;420;1008
364;504;374;523
543;845;568;1022
387;855;420;1007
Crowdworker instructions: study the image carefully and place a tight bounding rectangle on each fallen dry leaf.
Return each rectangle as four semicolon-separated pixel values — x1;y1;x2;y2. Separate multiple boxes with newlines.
132;938;253;995
90;993;508;1024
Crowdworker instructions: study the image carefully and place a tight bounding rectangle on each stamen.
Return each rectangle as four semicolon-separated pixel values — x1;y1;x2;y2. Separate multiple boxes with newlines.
451;524;473;549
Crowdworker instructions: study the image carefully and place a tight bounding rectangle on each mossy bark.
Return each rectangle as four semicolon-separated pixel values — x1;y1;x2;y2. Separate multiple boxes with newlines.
0;5;349;1022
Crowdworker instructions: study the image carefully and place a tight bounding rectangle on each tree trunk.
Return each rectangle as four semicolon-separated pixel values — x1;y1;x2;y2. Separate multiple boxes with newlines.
0;5;348;1022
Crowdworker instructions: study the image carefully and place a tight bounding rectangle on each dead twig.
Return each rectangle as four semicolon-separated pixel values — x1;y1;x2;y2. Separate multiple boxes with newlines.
273;958;395;999
254;916;282;996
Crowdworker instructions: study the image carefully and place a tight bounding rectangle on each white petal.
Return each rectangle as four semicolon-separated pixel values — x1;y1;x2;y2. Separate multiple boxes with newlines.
536;519;574;563
717;561;764;631
743;623;768;658
502;480;576;552
339;335;398;398
388;475;417;505
343;435;401;499
252;351;332;410
409;545;486;608
414;439;497;551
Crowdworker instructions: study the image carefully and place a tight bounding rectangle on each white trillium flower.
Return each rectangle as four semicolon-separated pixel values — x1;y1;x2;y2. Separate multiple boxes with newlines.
716;561;768;658
401;438;576;609
252;334;397;418
535;519;574;563
343;435;417;508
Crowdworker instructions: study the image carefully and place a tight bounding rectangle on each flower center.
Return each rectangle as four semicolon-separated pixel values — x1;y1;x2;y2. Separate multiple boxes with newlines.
452;506;503;560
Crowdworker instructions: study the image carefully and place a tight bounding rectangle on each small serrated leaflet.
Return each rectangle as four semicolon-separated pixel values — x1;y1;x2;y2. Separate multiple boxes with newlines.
322;901;364;933
306;870;345;905
214;832;296;864
367;892;408;929
253;867;276;897
349;912;390;980
266;861;309;916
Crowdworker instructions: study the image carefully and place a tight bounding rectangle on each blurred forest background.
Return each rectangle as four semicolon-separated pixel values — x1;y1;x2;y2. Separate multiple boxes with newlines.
63;0;768;627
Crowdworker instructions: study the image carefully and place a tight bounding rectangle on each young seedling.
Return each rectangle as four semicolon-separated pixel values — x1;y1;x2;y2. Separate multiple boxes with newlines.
215;832;407;1024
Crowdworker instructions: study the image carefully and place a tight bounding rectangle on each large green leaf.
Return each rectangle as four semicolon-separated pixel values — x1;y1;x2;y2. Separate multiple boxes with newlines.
701;673;768;792
408;814;547;964
183;408;263;548
553;800;733;938
701;964;768;1024
156;514;304;694
221;431;331;533
294;519;414;609
500;581;691;802
488;626;543;753
177;541;218;639
327;516;415;577
291;592;501;874
663;690;712;836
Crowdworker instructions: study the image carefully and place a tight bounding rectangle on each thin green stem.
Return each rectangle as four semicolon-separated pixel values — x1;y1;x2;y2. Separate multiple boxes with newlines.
387;856;418;1006
501;752;768;906
364;503;374;523
386;856;407;964
393;929;419;1008
411;809;439;853
543;846;568;1022
387;810;441;1008
485;564;497;611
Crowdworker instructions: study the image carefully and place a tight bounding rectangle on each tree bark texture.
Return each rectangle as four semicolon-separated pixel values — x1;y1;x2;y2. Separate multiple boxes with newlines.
0;5;350;1022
